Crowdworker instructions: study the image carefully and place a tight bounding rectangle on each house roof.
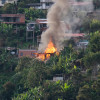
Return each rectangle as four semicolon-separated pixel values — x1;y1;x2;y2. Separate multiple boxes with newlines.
64;33;85;37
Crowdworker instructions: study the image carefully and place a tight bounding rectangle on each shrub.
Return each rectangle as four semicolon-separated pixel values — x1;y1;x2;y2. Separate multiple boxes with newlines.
88;32;100;53
83;52;100;67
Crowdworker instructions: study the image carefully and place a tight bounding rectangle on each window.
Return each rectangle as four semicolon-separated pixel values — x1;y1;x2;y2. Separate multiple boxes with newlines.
46;3;49;6
31;52;35;57
20;52;23;56
13;17;16;22
2;0;6;4
43;24;46;27
16;18;20;22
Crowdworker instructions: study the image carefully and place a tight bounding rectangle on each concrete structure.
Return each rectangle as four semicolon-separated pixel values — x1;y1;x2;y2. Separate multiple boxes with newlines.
40;0;53;10
26;0;53;10
27;22;36;31
53;77;63;81
26;22;36;42
26;1;93;11
26;19;47;44
0;14;25;34
0;14;25;24
29;19;86;45
6;47;18;55
0;0;18;7
53;74;64;81
77;40;89;49
36;19;47;31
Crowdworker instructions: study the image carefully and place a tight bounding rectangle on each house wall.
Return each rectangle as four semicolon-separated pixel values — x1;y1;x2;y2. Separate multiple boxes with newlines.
0;0;4;6
40;0;52;3
0;14;25;24
6;0;18;4
18;49;37;58
53;77;63;81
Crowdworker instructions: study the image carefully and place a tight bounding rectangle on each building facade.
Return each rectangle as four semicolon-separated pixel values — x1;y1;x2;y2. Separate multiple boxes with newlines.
0;0;18;7
0;14;25;24
18;49;37;58
27;0;53;10
40;0;53;10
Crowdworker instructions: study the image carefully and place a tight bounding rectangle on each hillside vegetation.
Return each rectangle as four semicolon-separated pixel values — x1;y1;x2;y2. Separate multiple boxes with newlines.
0;0;100;100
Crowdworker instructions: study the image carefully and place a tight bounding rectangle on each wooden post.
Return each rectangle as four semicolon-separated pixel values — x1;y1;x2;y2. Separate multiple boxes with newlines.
33;30;35;47
26;31;27;42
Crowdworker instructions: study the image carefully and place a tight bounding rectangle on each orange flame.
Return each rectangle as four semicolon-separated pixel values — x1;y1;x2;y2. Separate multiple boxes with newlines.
37;40;59;61
45;41;57;53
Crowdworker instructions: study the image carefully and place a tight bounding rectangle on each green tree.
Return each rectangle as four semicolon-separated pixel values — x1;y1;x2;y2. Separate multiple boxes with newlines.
15;57;33;72
0;49;18;71
89;32;100;53
2;3;17;14
83;52;100;67
0;23;13;46
90;20;100;33
25;8;46;21
26;60;48;88
0;81;15;100
76;85;93;100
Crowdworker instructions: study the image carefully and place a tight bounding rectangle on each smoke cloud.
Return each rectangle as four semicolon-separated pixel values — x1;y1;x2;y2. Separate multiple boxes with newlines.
38;0;94;52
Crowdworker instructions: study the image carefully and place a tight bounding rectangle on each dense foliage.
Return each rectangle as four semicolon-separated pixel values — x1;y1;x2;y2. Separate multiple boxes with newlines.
0;0;100;100
0;43;100;100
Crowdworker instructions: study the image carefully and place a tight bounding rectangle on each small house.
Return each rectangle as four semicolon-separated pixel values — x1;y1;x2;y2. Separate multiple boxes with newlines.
36;19;47;31
53;74;64;81
77;40;89;49
0;14;25;24
18;49;37;58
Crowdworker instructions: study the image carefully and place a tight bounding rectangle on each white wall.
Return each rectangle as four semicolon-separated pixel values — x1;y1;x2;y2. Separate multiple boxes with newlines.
0;0;4;6
40;0;52;3
0;0;18;6
6;0;18;4
53;77;63;81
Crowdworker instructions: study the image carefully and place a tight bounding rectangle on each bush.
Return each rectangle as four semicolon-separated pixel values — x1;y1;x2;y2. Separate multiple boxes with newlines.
15;57;32;71
0;82;15;100
83;52;100;67
88;32;100;53
26;60;48;88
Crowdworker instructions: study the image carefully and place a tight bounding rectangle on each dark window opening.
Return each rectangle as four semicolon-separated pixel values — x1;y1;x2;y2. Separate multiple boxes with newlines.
2;0;6;4
20;52;23;56
46;3;49;6
3;17;20;22
43;24;46;27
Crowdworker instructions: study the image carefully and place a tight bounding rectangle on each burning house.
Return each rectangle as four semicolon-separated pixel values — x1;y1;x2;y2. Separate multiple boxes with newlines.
24;0;93;61
36;0;94;61
35;40;59;61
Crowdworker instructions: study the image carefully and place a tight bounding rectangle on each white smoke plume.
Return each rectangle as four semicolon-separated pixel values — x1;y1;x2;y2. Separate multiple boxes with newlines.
38;0;94;52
